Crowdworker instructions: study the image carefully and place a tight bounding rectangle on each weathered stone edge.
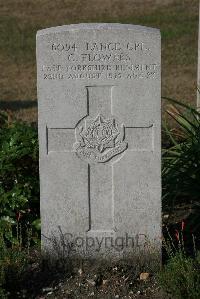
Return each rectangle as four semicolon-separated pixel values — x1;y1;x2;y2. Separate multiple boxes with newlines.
36;23;160;36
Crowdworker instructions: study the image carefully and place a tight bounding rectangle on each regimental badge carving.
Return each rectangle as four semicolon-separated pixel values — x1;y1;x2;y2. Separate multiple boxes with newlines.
74;114;128;163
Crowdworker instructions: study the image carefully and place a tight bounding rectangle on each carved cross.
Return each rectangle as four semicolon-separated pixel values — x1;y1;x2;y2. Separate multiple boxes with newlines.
47;86;153;232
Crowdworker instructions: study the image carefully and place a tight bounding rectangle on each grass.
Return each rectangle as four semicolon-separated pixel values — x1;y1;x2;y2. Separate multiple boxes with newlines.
0;16;36;63
159;224;200;299
159;251;200;299
0;0;198;122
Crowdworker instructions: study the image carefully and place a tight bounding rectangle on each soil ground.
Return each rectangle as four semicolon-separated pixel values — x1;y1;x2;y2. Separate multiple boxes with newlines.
0;0;198;122
11;253;171;299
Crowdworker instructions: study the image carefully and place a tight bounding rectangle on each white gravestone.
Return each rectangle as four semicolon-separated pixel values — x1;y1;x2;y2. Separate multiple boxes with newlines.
36;23;161;259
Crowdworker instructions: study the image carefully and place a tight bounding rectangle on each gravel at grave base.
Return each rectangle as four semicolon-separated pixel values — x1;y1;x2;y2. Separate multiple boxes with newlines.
32;264;170;299
6;248;172;298
34;277;169;299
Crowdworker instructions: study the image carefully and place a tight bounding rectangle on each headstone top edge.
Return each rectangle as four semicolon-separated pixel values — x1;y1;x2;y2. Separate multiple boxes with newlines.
36;23;160;37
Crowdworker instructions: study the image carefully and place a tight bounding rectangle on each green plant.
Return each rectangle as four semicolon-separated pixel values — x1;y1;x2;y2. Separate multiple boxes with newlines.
162;97;200;209
158;250;200;299
0;112;40;246
159;223;200;299
0;232;30;297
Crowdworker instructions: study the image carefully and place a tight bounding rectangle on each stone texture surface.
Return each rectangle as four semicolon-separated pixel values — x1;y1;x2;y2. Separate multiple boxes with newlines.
36;23;161;259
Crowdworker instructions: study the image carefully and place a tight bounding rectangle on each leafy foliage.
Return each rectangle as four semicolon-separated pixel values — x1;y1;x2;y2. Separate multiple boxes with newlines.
158;251;200;299
0;233;31;298
162;98;200;208
0;112;40;246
